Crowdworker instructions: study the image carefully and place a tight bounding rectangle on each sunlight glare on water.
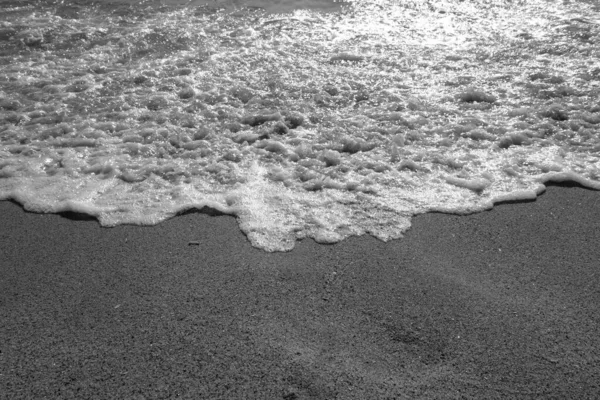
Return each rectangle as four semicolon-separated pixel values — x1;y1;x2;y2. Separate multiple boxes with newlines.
1;0;599;251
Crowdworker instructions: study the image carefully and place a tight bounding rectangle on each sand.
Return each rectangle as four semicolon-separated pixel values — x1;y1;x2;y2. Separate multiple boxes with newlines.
1;183;600;399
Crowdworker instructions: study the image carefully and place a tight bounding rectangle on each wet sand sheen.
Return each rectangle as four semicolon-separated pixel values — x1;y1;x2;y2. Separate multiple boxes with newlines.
1;183;600;398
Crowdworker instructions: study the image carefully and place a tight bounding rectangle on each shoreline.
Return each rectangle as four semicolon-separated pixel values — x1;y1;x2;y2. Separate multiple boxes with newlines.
2;182;600;398
2;0;599;252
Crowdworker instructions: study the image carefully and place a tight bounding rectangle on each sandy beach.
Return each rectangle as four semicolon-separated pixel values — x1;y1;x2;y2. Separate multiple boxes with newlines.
1;183;599;399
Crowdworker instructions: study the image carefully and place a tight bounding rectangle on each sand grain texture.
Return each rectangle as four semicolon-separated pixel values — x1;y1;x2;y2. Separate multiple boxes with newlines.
1;184;600;399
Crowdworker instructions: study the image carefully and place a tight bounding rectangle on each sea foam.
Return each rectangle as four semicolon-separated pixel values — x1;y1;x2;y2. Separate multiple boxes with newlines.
1;0;599;251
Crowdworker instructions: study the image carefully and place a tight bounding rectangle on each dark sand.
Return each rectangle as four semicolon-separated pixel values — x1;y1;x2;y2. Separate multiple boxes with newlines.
1;183;600;399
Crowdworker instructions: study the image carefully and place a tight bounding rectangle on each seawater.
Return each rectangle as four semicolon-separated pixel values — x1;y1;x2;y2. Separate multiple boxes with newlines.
1;0;599;251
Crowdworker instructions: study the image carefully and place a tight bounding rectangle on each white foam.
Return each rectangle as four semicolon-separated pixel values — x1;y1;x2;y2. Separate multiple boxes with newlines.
1;0;599;251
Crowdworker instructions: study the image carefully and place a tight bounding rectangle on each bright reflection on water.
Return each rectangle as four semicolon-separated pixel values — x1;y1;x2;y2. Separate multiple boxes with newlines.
1;0;599;251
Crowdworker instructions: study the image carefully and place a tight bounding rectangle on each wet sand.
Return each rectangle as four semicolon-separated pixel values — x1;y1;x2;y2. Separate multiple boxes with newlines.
1;183;600;399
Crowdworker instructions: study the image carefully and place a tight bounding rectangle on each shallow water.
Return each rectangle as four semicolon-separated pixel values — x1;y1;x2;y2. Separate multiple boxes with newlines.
180;0;349;14
1;0;599;251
